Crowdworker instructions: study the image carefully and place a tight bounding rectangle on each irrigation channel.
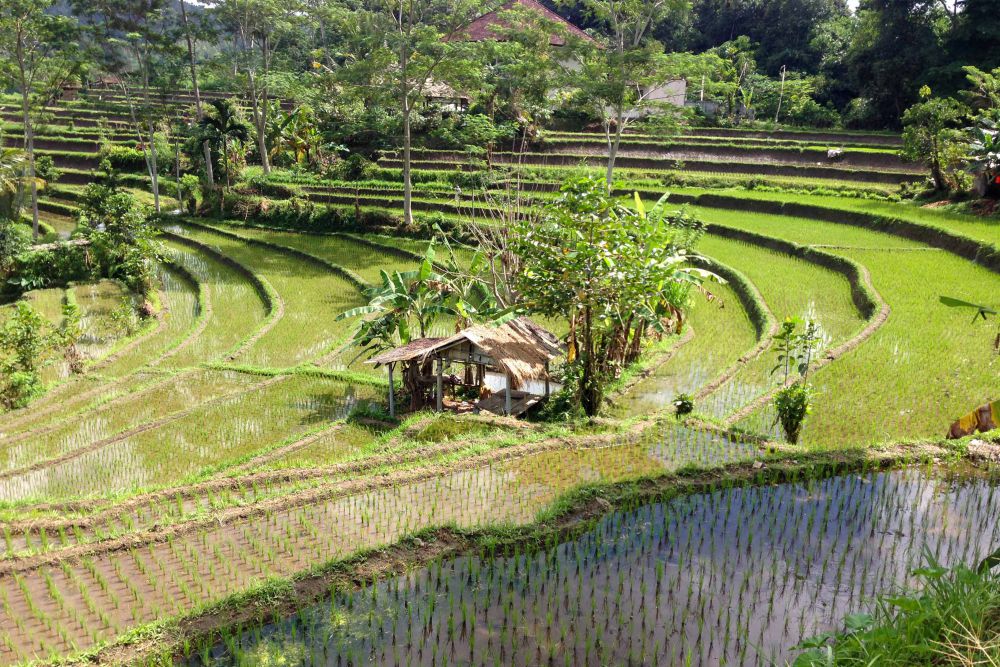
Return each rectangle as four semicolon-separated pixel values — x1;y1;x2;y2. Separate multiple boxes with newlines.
182;465;999;667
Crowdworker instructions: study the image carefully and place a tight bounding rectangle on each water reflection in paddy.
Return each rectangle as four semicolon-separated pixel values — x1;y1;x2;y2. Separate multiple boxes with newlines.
186;466;1000;666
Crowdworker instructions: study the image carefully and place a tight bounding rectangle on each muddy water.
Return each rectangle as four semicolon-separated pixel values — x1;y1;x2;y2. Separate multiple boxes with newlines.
185;467;1000;667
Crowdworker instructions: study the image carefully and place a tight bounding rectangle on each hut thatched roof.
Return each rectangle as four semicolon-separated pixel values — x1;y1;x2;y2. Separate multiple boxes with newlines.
367;317;563;390
367;337;445;366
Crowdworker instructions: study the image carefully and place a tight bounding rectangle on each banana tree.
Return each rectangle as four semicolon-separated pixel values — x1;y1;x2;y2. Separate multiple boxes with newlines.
337;248;459;410
940;295;999;351
967;120;1000;197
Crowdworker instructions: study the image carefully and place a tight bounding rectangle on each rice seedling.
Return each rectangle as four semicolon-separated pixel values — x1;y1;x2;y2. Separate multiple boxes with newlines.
179;467;1000;667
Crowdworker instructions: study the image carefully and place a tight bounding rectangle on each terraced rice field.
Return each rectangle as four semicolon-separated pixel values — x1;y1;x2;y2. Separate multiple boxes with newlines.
2;94;999;666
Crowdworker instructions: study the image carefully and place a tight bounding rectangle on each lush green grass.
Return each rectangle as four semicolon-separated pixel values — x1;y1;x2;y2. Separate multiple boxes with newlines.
695;233;866;419
615;277;757;417
700;209;1000;446
169;223;366;368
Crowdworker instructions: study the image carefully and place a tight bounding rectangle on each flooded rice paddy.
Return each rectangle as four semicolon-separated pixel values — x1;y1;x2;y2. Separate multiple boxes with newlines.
186;466;1000;667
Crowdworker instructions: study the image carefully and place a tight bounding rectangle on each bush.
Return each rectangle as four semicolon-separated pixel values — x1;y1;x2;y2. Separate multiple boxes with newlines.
77;185;161;292
785;99;840;129
100;144;147;172
0;301;55;409
0;218;29;278
773;381;812;444
842;97;879;130
225;196;462;239
796;561;1000;666
326;154;379;182
240;174;302;200
34;155;61;189
13;242;90;290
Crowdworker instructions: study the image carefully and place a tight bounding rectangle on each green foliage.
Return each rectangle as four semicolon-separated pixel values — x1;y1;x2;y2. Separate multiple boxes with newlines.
179;173;202;215
514;176;713;416
0;217;28;278
430;114;516;159
0;300;57;409
59;294;84;374
770;317;820;443
33;154;59;187
796;561;1000;666
77;184;162;292
966;119;1000;191
109;296;141;337
326;154;379;183
100;144;148;172
197;99;252;188
337;245;456;360
773;381;812;444
12;242;88;290
673;392;694;418
901;95;968;192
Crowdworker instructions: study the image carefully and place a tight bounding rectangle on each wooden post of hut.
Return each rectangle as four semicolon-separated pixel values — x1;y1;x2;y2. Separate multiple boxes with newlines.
436;356;444;412
387;362;396;418
505;373;513;416
544;360;550;398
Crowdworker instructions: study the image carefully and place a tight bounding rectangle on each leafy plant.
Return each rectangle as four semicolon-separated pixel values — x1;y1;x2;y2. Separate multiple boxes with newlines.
0;300;58;409
771;317;820;443
673;392;694;419
514;177;715;416
900;92;968;192
940;295;999;351
773;382;813;444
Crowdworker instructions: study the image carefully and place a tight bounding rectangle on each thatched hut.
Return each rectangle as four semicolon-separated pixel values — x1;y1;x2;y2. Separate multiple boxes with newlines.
367;317;562;417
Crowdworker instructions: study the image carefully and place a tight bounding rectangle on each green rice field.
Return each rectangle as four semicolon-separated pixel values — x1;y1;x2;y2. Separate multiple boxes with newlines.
1;91;998;667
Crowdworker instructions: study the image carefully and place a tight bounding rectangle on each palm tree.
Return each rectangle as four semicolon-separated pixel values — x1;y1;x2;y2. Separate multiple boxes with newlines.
0;147;40;221
198;99;251;190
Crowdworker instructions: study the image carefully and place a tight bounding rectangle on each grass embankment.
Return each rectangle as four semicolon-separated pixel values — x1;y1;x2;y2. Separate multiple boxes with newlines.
687;207;1000;446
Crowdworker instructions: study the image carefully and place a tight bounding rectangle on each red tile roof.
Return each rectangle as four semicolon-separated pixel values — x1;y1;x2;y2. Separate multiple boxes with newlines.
460;0;596;46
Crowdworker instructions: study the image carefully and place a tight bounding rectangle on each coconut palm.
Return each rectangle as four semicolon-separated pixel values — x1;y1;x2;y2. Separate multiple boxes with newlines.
0;147;41;220
198;99;251;189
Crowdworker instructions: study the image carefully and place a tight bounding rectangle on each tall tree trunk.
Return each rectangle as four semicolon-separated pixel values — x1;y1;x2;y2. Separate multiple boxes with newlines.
402;108;413;227
605;106;625;189
179;0;214;186
16;43;39;242
147;120;160;214
21;90;39;242
247;71;271;175
400;37;413;228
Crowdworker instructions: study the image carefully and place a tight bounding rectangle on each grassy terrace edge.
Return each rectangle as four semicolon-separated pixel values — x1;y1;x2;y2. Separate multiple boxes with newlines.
43;430;992;667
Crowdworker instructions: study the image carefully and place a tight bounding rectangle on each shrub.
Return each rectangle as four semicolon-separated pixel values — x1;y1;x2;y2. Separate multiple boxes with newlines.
673;393;694;419
77;185;161;292
241;174;302;200
34;155;61;188
785;99;840;129
100;144;147;172
0;301;56;409
0;218;29;278
796;561;1000;666
13;242;90;291
326;154;379;182
773;381;812;444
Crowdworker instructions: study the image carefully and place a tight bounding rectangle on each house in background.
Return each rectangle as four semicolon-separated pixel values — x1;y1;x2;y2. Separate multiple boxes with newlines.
454;0;687;113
